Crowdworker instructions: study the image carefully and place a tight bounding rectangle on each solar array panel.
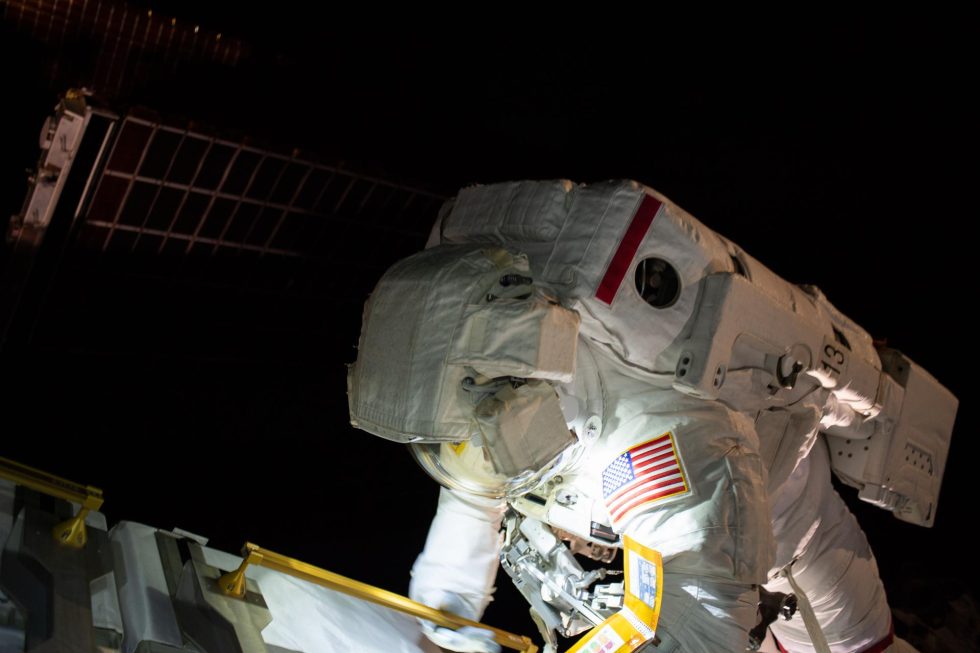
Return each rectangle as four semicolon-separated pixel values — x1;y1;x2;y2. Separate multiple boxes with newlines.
2;97;446;360
2;0;245;97
76;114;444;295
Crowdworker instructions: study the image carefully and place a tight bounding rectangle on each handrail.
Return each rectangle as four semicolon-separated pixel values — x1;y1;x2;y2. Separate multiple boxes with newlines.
218;542;539;653
0;454;104;548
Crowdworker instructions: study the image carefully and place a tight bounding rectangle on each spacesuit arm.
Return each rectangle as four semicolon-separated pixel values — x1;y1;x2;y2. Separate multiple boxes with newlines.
409;487;507;622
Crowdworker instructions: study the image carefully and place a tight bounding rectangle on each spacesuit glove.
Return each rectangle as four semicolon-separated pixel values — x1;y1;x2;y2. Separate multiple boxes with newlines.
419;621;501;653
418;592;501;653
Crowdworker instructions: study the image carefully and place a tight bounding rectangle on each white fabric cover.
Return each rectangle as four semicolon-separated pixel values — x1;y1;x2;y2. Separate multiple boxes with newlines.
198;547;443;653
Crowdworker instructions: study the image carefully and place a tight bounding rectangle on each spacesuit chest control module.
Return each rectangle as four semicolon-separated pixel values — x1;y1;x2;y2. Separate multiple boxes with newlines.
347;180;957;653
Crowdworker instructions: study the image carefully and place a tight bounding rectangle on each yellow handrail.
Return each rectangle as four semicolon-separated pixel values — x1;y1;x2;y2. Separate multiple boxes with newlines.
0;455;104;548
218;542;539;653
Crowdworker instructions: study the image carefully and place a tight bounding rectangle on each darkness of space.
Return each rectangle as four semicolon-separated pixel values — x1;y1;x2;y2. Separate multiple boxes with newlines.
1;5;977;649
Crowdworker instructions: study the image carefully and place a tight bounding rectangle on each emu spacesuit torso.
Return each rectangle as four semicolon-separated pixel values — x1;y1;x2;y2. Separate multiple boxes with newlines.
348;181;956;653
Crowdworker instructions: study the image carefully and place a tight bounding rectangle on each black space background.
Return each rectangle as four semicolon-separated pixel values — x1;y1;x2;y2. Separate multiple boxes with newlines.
1;6;977;648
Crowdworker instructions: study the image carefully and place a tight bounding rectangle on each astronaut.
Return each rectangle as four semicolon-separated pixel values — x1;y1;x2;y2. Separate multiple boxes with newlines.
347;180;956;653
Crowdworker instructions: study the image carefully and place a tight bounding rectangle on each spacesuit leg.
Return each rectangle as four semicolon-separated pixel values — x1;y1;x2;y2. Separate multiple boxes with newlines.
765;438;905;653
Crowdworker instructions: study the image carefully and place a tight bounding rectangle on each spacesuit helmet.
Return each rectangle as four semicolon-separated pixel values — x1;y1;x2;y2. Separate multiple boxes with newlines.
348;245;590;499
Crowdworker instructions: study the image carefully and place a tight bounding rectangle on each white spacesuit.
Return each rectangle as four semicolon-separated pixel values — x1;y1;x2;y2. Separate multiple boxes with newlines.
347;181;956;653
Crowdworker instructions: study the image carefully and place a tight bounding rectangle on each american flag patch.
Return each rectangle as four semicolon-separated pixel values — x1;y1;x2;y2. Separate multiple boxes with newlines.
602;432;689;524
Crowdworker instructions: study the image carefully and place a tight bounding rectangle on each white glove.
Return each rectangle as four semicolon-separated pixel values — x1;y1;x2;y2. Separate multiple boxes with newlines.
419;592;500;653
418;591;501;653
420;621;501;653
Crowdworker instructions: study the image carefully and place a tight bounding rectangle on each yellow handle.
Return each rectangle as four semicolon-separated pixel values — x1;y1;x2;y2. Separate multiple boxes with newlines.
0;455;104;548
